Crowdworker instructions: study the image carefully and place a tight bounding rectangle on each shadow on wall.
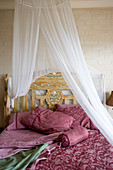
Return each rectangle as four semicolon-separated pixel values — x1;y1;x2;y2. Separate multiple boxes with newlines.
0;75;5;128
106;91;111;102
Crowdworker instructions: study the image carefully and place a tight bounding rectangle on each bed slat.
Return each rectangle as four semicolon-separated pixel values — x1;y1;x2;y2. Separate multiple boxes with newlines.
31;90;36;110
40;99;45;107
73;99;78;105
65;99;69;104
22;95;27;112
4;74;10;125
14;97;19;113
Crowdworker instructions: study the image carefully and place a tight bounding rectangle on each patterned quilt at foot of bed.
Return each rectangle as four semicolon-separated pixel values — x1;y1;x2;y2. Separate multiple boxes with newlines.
34;130;113;170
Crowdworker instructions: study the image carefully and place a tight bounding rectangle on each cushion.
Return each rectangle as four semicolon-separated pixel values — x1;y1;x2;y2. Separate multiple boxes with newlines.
56;104;97;130
58;126;88;147
56;104;78;109
7;107;49;130
7;111;31;130
21;106;75;134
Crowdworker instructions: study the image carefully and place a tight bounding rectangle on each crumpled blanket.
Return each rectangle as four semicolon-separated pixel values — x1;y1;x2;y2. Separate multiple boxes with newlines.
0;129;62;159
57;126;88;147
0;144;49;170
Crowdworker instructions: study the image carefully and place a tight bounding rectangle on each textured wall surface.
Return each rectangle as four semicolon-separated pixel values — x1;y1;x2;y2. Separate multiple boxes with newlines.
73;8;113;92
0;8;113;127
0;10;13;127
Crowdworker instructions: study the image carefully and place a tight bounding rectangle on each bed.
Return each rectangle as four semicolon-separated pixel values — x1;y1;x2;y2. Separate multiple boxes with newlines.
1;72;113;170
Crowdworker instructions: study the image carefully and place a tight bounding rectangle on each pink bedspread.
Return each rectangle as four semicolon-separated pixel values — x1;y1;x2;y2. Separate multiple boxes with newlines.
1;102;113;170
0;129;113;169
0;129;62;159
34;130;113;170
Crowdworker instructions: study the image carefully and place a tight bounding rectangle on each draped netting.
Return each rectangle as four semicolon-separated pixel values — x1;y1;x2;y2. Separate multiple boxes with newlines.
8;0;113;145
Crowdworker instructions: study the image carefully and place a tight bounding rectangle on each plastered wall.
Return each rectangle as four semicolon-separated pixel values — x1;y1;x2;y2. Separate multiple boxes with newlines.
0;8;113;127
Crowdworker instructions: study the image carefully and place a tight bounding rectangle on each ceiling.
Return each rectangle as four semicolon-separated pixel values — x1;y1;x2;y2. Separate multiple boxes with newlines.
0;0;113;9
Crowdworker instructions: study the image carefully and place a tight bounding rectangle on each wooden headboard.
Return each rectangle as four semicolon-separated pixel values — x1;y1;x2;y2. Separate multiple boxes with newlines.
4;72;78;125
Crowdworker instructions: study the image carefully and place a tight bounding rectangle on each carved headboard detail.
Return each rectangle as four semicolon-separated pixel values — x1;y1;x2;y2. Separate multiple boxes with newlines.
4;72;78;125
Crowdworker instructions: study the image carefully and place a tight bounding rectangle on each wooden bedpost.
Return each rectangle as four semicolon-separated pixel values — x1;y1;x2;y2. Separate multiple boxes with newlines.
4;74;10;126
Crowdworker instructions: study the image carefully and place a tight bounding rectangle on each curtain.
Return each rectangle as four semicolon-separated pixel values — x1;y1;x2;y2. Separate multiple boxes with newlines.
8;0;113;145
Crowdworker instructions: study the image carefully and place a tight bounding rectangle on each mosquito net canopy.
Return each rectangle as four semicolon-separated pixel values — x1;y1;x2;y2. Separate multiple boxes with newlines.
8;0;113;145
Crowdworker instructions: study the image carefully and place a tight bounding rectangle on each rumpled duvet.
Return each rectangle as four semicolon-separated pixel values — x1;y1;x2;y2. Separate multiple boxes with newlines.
0;144;49;170
0;126;88;169
0;129;63;159
0;129;63;169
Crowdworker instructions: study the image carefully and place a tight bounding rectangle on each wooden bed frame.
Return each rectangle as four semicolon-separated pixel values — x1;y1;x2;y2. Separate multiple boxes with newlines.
4;72;78;125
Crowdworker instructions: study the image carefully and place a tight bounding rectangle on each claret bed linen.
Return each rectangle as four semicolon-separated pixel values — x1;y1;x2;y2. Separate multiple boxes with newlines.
0;104;113;170
1;73;113;169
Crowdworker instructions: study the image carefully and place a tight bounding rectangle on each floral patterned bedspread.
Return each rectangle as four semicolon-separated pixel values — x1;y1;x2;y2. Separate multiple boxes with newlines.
35;129;113;170
1;104;113;170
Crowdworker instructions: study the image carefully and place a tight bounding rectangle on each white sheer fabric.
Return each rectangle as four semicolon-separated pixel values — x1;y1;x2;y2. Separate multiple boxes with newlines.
8;0;113;145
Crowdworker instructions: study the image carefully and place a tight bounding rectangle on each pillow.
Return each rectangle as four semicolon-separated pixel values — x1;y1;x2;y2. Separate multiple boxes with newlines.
58;126;88;147
7;106;49;131
56;104;78;109
21;106;75;134
7;111;31;130
56;104;97;130
56;104;84;121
